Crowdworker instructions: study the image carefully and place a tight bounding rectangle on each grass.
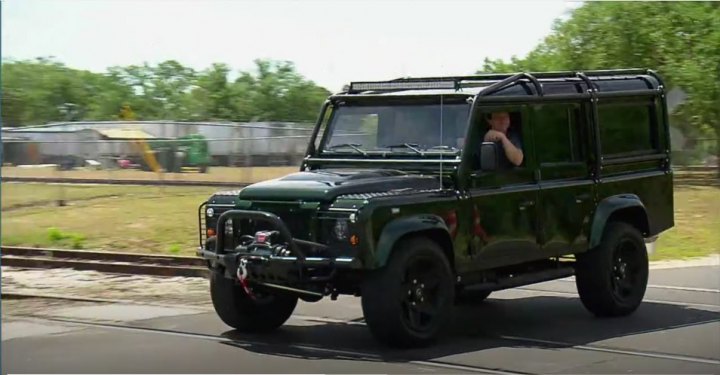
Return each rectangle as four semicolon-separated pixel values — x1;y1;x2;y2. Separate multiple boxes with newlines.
651;185;720;261
1;183;151;209
1;182;718;260
1;183;219;255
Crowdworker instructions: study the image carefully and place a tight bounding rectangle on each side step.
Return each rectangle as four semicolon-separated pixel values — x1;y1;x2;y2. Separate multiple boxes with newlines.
463;266;574;293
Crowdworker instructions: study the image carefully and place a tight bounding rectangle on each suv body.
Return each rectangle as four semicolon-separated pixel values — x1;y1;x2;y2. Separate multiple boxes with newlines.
197;69;674;347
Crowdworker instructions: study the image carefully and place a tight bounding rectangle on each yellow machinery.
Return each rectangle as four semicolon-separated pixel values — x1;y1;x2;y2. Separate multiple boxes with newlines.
131;139;162;173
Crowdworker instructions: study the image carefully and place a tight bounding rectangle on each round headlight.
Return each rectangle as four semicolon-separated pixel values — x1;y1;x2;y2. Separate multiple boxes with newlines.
206;207;214;217
334;219;348;240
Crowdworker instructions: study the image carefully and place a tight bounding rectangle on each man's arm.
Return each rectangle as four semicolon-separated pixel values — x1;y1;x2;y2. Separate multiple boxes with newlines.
484;130;524;166
501;135;523;166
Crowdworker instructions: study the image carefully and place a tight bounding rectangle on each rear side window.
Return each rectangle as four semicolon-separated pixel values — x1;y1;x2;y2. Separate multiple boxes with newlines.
598;102;656;155
534;105;582;163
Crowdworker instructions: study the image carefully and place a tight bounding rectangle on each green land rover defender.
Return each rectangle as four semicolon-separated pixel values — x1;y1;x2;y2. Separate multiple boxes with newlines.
197;69;675;347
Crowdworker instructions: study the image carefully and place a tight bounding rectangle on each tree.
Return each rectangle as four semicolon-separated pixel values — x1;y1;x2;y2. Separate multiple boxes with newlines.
233;59;331;122
1;57;331;126
480;2;720;172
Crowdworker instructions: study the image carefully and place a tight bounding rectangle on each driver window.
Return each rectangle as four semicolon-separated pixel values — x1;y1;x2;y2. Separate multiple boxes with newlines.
473;109;525;170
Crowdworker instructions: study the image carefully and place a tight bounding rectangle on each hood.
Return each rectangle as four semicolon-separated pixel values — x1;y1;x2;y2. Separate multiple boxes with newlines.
237;169;439;202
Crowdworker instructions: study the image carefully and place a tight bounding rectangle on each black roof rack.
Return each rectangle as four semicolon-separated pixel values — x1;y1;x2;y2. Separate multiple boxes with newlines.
344;68;661;96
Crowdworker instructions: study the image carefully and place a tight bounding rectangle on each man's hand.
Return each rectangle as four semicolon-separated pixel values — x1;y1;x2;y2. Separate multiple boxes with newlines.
484;130;524;166
484;130;506;142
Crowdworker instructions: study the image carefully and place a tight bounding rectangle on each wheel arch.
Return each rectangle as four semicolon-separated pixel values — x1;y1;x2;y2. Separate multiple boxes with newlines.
589;194;650;249
373;214;455;271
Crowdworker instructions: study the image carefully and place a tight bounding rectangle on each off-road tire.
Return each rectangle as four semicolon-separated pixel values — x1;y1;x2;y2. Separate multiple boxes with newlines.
361;236;455;348
210;270;297;332
575;221;649;317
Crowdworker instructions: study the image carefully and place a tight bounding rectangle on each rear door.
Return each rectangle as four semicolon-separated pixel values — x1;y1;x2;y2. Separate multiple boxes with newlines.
533;102;595;255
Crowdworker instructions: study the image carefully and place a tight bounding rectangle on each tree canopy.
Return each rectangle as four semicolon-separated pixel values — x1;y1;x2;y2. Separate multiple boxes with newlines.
1;58;332;127
480;2;719;164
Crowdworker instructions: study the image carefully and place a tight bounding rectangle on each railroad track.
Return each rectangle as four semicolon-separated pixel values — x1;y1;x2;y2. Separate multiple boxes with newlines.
0;246;209;278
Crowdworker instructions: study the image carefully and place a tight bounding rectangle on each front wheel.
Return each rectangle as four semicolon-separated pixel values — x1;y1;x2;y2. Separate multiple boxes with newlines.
210;270;298;332
361;236;455;348
575;222;649;317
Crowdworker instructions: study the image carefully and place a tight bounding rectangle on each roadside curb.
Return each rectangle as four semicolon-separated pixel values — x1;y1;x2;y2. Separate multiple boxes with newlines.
649;254;720;270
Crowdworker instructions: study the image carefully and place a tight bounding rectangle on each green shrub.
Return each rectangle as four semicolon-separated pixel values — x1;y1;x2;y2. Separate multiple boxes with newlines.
168;244;181;254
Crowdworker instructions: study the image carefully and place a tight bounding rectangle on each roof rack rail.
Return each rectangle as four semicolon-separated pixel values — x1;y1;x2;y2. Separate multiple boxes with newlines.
477;73;543;97
346;68;656;95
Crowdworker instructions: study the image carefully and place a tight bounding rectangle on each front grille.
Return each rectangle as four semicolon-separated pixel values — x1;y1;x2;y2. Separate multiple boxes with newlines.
238;204;314;241
276;210;312;240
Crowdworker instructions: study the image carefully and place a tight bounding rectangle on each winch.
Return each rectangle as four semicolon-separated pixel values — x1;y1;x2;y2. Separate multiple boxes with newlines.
235;230;292;257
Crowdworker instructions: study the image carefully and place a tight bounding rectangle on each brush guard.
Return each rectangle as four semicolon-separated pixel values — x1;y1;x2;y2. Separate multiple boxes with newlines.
197;209;357;299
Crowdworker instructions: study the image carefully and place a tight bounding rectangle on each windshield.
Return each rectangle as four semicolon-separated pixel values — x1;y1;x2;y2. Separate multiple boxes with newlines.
320;103;470;154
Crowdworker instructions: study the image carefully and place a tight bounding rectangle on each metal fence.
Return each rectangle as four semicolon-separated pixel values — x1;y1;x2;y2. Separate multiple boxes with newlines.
2;136;717;172
1;137;313;186
1;121;310;184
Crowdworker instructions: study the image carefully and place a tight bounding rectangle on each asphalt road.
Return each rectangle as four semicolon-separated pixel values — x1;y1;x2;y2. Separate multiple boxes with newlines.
3;265;719;374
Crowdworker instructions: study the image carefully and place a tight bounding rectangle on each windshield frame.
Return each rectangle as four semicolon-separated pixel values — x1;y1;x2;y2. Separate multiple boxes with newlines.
316;97;472;159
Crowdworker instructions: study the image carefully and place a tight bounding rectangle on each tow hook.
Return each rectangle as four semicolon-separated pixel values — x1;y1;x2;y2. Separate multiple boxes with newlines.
236;258;256;300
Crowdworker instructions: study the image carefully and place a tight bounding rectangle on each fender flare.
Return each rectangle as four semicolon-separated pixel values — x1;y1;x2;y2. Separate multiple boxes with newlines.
589;194;650;248
373;214;451;268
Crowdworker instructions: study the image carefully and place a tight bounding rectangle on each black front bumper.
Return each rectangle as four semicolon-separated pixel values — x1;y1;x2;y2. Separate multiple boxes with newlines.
197;209;360;297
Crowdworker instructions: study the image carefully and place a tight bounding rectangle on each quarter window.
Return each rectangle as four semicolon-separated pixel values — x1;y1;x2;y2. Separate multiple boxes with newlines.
598;102;655;155
534;105;582;163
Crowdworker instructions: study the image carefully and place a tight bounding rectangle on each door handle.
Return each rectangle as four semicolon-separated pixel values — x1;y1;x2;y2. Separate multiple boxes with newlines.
519;200;535;211
575;193;591;204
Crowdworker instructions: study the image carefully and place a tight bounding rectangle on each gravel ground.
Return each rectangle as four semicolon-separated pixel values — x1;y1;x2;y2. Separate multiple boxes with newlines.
1;266;212;307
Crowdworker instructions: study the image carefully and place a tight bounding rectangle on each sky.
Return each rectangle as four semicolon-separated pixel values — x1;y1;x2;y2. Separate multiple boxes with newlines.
1;0;583;92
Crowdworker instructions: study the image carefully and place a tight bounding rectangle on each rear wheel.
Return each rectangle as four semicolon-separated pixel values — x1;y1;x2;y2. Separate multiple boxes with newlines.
361;236;455;347
210;270;297;332
575;222;648;317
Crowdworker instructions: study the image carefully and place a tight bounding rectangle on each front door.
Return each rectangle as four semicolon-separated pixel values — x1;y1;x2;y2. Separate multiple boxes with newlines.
466;105;543;270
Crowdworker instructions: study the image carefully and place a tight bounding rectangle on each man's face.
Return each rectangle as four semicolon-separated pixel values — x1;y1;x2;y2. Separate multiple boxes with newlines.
487;112;510;133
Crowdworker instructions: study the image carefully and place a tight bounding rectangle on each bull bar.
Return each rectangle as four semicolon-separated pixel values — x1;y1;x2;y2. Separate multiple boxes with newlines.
196;209;358;297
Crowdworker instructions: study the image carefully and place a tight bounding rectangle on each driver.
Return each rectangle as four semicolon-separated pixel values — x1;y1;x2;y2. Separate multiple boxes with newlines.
483;111;523;167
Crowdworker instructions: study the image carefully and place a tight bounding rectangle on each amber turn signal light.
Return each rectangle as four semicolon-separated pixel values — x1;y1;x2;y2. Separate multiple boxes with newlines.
350;234;359;246
207;228;216;237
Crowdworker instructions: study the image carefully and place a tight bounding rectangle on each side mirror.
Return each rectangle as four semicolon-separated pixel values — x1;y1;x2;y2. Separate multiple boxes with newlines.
480;142;498;171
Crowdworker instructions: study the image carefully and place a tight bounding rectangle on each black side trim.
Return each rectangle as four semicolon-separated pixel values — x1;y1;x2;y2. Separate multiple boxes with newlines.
602;153;666;166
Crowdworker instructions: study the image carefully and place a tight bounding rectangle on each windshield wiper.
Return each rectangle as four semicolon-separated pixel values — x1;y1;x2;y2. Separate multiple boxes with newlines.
325;143;368;156
427;145;459;152
384;143;424;155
